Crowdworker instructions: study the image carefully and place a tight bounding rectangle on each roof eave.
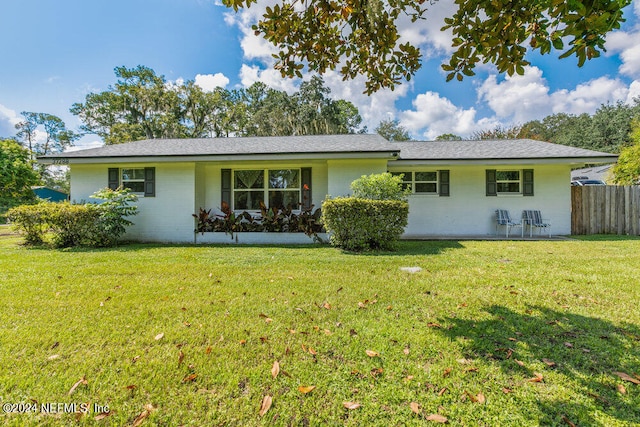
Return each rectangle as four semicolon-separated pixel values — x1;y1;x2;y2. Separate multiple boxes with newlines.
38;151;399;165
393;156;618;166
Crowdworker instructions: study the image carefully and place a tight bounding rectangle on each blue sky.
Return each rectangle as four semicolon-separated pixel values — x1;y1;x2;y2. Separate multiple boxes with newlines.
1;0;639;148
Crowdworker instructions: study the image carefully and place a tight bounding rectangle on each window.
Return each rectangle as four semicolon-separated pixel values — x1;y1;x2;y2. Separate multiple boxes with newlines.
390;171;448;195
108;167;155;197
486;169;533;197
496;170;521;194
233;169;300;210
121;168;146;193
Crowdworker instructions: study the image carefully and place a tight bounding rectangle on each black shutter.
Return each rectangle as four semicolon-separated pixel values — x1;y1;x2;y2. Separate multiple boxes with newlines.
301;167;312;209
523;169;534;196
486;170;497;196
108;168;119;190
221;169;231;208
438;170;450;197
144;167;155;197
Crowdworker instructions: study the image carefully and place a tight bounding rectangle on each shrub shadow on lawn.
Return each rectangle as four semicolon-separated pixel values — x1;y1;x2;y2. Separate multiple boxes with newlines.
439;305;640;426
340;240;465;256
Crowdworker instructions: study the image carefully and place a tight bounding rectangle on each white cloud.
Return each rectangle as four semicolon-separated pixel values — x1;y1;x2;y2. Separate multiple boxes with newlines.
316;70;408;130
0;103;21;137
550;77;630;114
627;80;640;103
195;73;230;91
477;67;551;122
66;138;103;152
607;29;640;79
224;1;279;61
238;64;299;93
478;66;634;123
399;91;498;139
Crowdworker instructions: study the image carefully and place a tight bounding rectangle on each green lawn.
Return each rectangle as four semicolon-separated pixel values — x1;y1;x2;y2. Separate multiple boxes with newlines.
1;229;639;426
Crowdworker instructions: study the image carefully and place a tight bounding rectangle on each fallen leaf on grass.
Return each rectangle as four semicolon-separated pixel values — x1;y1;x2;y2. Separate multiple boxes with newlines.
259;395;272;417
183;373;197;382
427;322;441;328
343;401;361;410
298;385;316;394
126;385;137;390
425;413;448;423
205;346;212;354
561;414;577;427
271;361;280;378
68;376;88;396
465;391;485;404
264;318;273;324
48;354;60;360
502;387;512;394
514;359;525;367
617;384;627;394
132;404;156;427
366;350;380;357
370;367;384;377
154;333;164;341
403;347;410;355
613;371;640;385
239;339;247;346
443;368;452;377
323;302;332;310
528;373;544;383
178;351;185;366
438;387;448;396
94;411;111;420
410;401;420;414
308;347;317;356
542;358;556;367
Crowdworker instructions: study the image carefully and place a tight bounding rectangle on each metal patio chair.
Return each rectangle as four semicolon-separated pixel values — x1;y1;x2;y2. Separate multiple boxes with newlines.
522;210;552;237
495;209;523;238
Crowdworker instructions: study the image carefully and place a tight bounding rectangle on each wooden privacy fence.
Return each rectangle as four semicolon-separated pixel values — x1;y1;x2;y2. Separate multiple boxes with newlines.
571;186;640;235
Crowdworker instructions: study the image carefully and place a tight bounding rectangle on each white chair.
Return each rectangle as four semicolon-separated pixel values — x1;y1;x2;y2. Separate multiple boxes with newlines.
495;209;522;238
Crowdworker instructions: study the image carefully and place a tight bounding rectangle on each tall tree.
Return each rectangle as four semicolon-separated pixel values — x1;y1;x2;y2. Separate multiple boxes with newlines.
611;119;640;185
470;125;525;140
223;0;631;93
435;133;463;141
375;119;410;141
14;112;78;181
0;139;39;208
521;100;640;153
14;112;39;162
72;67;364;143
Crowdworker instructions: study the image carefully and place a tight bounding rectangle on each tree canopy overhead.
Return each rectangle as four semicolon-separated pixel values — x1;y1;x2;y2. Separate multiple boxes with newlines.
223;0;631;94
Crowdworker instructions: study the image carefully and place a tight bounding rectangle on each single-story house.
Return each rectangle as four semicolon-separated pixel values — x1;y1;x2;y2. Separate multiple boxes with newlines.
39;134;617;242
32;186;69;202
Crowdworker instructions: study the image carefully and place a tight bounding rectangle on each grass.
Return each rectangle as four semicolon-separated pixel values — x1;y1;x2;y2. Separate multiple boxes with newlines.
0;228;639;426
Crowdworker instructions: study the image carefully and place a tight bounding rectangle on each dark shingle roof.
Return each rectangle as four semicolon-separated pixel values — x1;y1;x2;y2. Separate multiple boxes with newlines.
40;135;617;163
394;139;618;161
42;134;396;158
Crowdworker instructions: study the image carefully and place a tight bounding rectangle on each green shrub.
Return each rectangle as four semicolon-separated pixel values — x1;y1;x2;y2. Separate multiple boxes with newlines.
7;203;53;245
89;188;139;247
322;197;408;251
7;188;138;248
350;172;410;201
48;203;100;248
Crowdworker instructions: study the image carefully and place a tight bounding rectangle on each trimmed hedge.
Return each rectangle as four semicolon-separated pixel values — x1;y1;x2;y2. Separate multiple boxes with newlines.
322;197;408;251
